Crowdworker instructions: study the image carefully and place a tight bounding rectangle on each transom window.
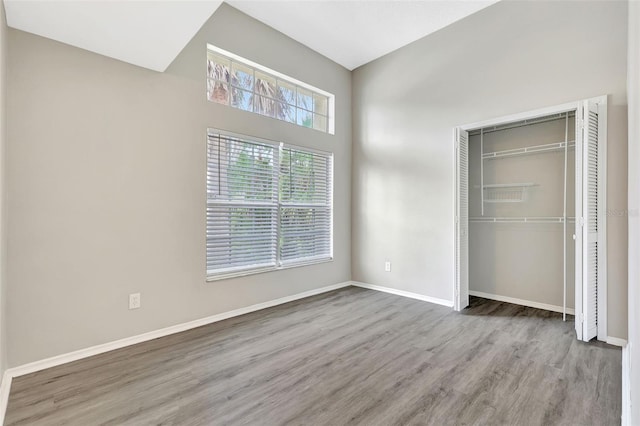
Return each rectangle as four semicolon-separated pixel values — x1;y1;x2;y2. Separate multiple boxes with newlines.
206;44;334;134
206;130;333;280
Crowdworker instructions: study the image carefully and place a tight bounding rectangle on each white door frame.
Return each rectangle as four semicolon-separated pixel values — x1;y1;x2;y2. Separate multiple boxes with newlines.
453;96;608;342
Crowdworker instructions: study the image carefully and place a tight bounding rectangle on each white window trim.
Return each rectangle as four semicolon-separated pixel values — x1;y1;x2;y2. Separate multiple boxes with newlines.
206;129;334;282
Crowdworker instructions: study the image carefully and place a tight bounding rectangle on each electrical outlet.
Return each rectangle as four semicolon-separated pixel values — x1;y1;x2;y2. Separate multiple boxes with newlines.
129;293;141;310
385;261;391;272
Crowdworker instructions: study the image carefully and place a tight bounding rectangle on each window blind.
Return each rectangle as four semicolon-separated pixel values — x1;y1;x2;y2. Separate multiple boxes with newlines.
207;134;279;277
207;131;333;279
279;146;332;264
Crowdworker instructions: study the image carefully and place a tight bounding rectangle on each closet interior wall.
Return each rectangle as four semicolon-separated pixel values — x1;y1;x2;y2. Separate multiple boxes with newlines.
468;116;576;311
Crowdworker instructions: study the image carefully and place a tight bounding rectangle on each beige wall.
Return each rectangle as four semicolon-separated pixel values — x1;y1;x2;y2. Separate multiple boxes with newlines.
6;4;351;367
0;1;7;374
352;0;628;338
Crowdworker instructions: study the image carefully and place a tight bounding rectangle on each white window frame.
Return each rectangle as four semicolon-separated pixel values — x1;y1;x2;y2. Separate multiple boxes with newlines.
207;44;335;135
206;129;334;281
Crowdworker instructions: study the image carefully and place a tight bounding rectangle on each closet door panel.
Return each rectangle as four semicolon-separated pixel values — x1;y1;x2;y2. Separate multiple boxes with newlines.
582;101;600;341
456;128;469;310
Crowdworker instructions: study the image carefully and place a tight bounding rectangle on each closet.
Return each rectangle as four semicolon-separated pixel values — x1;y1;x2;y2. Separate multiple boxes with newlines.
469;113;576;316
455;97;607;342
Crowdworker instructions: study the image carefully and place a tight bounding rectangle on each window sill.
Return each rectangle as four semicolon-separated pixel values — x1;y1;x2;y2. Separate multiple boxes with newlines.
206;257;333;282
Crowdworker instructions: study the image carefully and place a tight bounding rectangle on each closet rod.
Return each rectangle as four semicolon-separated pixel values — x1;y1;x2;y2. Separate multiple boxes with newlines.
482;141;575;160
563;112;569;322
469;216;575;223
481;128;484;216
469;112;576;136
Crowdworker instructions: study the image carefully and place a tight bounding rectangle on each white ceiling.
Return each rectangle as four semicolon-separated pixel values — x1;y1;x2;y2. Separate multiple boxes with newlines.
3;0;498;72
227;0;499;70
3;0;223;72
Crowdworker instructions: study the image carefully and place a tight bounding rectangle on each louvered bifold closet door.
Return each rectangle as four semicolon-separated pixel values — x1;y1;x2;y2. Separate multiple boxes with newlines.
279;146;332;265
207;133;279;277
456;129;470;310
582;102;600;340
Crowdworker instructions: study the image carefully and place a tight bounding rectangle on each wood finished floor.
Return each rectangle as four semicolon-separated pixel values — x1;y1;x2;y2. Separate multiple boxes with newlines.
5;287;621;426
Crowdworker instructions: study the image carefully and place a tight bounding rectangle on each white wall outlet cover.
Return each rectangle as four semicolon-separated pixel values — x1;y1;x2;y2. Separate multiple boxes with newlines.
129;293;141;310
385;261;391;272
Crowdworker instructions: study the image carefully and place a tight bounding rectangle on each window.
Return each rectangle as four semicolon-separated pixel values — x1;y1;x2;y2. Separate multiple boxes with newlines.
206;44;334;134
207;130;333;280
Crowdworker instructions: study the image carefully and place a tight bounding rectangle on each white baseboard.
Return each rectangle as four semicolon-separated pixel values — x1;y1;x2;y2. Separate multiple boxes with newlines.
606;336;628;347
469;290;576;315
351;281;454;307
0;370;12;425
6;281;353;380
622;343;630;425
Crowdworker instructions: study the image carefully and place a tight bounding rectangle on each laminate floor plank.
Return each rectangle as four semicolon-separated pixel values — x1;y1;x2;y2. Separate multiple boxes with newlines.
5;287;621;425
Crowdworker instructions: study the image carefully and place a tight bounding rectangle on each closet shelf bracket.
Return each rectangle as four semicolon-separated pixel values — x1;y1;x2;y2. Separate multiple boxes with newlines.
476;182;537;203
